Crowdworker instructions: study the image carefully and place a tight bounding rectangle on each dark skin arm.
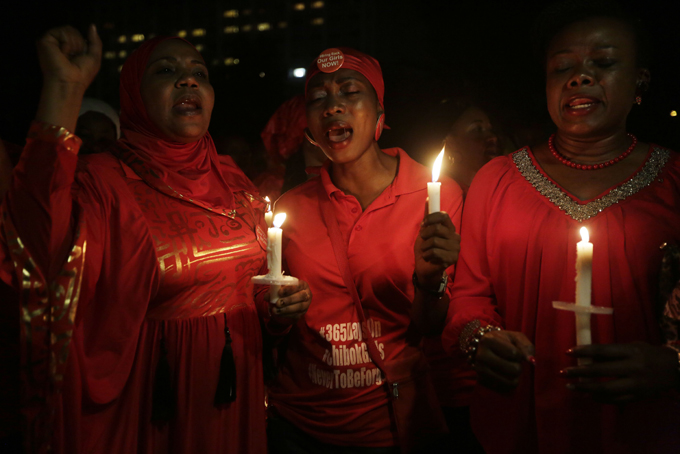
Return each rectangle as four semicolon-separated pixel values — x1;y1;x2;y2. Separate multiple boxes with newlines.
35;25;102;132
412;209;460;336
562;342;680;404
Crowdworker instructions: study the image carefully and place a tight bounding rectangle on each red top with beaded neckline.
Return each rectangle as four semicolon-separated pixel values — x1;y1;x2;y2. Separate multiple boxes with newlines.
443;144;680;454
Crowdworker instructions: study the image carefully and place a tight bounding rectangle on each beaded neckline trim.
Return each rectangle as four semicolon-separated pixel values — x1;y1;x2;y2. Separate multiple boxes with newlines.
512;147;671;222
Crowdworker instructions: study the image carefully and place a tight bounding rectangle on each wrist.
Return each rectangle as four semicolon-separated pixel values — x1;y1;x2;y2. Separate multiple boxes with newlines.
413;271;447;297
36;81;87;133
460;320;501;364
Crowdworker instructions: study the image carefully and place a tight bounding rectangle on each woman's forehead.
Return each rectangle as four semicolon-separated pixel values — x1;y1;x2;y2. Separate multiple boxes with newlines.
307;68;370;88
548;17;635;55
147;39;204;65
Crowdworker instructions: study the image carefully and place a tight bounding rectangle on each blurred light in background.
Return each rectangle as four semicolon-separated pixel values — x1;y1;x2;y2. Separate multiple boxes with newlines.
293;68;306;78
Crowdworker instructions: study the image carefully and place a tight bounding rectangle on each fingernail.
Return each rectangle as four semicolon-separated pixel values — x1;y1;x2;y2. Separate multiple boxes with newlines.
527;356;536;365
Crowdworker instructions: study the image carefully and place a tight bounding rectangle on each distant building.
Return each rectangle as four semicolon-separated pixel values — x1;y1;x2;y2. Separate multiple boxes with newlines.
91;0;376;110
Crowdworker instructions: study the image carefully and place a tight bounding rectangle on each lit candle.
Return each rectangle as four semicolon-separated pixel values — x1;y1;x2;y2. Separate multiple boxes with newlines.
267;213;286;277
427;146;445;214
252;210;297;307
264;196;273;228
575;227;593;348
267;212;286;305
552;226;611;368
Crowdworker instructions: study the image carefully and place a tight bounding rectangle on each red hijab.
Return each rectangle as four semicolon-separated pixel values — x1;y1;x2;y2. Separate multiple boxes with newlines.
114;36;235;215
260;94;307;162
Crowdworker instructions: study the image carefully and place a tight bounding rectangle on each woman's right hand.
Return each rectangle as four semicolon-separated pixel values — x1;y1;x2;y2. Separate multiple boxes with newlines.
474;330;535;393
35;25;102;133
37;25;102;88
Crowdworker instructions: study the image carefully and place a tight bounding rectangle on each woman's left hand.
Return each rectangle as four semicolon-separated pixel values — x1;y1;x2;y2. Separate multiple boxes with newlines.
269;280;312;325
414;211;460;290
562;342;680;404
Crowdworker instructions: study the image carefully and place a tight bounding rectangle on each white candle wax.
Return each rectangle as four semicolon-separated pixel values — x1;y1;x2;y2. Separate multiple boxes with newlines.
267;226;283;277
575;227;593;364
428;146;445;214
427;182;441;214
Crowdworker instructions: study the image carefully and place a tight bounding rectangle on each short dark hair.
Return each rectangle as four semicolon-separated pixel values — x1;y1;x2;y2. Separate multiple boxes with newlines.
532;0;652;69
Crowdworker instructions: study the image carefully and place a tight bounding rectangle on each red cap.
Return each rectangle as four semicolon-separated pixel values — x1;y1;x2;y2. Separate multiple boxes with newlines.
305;47;385;111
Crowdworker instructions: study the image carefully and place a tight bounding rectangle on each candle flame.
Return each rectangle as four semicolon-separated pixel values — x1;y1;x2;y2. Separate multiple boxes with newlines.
580;226;589;243
264;196;271;211
273;213;286;228
432;146;445;182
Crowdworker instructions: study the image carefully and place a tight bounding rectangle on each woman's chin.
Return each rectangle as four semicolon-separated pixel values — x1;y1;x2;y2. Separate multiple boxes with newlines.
165;126;209;143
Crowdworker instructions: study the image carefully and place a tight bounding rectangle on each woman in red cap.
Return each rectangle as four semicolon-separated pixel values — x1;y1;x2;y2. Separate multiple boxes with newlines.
265;47;472;453
0;25;310;453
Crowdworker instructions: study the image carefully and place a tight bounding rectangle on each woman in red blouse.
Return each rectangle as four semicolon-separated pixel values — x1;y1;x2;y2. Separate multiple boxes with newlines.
0;25;310;453
443;3;680;453
265;48;472;453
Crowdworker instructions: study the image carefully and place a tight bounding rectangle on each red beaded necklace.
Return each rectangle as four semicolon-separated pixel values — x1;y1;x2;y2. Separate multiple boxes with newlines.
548;133;637;170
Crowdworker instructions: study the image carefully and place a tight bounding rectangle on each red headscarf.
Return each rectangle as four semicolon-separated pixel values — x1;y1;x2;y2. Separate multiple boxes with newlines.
114;36;235;215
305;47;385;110
260;94;307;162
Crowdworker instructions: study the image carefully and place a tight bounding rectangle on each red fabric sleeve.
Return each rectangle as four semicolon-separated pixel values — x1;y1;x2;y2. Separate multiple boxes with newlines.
5;122;81;281
442;160;508;355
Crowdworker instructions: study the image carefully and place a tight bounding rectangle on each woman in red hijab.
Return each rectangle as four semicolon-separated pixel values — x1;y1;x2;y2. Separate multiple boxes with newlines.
0;25;310;453
265;48;472;453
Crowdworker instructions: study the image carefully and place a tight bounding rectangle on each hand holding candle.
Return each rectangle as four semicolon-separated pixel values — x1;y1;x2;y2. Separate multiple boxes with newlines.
427;146;445;214
252;211;303;315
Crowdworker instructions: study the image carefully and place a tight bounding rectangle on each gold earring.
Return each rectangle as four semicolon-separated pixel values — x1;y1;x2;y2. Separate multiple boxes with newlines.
304;128;320;147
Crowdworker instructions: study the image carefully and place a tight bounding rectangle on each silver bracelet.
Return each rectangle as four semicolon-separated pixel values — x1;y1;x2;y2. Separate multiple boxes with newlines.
460;321;501;364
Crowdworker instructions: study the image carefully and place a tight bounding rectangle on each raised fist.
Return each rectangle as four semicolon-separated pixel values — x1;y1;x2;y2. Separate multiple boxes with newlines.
36;24;102;89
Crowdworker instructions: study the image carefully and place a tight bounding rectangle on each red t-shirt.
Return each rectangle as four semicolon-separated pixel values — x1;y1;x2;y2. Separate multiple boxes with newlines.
269;148;471;447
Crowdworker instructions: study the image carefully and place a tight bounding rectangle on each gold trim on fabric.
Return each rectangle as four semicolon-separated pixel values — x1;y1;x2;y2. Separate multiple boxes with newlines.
2;208;87;453
512;147;671;222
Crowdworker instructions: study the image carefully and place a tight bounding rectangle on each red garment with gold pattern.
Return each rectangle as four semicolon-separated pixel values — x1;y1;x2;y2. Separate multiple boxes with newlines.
0;122;270;453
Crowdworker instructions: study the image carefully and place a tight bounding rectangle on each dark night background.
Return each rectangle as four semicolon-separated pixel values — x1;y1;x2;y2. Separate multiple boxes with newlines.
2;0;679;169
